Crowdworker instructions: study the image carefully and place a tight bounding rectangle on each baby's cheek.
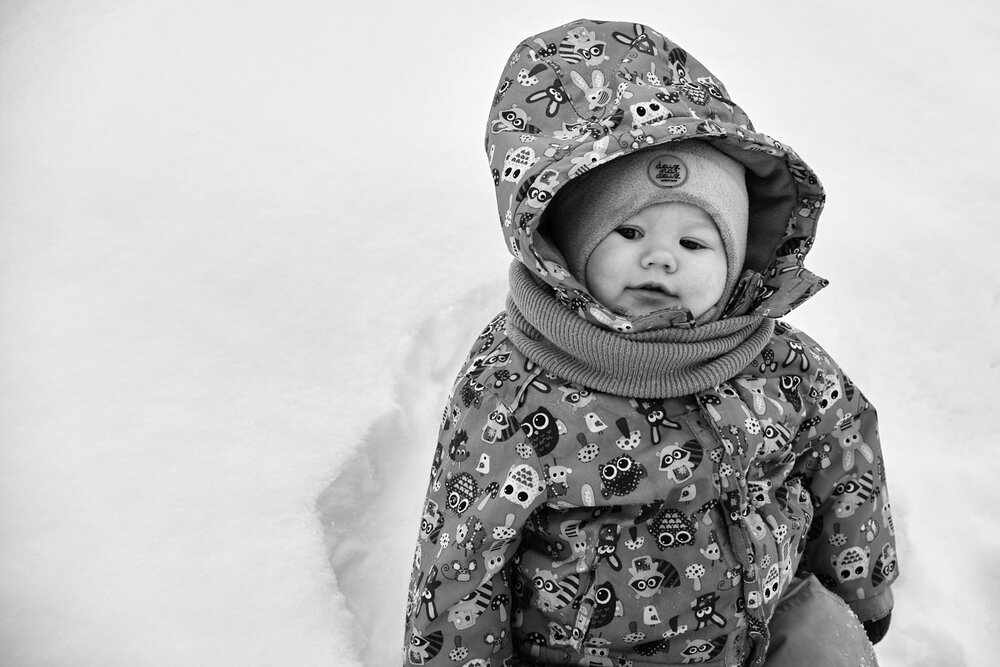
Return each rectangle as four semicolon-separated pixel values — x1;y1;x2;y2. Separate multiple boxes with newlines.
700;257;729;295
585;256;629;307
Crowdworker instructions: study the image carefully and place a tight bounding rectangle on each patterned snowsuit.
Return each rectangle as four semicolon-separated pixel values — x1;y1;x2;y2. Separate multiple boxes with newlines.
403;19;897;667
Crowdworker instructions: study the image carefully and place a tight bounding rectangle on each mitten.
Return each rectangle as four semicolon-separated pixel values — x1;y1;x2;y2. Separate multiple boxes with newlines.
862;611;891;645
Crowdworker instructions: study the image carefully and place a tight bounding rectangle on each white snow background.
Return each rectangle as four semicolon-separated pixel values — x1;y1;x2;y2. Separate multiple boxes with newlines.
1;1;997;665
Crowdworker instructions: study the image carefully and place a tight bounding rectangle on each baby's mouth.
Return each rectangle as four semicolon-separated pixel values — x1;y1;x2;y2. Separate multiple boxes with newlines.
631;282;676;297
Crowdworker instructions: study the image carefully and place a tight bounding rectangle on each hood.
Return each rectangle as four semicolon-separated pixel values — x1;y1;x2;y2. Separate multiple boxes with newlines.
485;19;827;333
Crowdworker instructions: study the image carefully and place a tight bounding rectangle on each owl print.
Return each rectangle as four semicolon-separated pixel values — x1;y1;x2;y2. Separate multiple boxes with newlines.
445;471;479;516
500;463;546;509
646;508;697;550
598;453;648;499
589;581;621;628
520;406;564;457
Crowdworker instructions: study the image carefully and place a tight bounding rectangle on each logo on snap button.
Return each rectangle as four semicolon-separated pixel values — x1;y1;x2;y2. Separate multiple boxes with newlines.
647;154;687;188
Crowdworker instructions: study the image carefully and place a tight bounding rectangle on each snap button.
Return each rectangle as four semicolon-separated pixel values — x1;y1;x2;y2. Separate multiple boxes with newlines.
646;153;688;188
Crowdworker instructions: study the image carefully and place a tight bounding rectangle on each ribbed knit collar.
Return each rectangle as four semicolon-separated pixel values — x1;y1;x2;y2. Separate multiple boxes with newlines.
505;262;774;399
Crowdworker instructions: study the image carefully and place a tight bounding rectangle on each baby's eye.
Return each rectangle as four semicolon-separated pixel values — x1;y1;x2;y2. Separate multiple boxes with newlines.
616;227;641;240
680;239;706;250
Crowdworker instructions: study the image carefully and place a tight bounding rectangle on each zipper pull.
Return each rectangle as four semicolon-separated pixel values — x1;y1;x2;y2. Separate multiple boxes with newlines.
570;577;600;652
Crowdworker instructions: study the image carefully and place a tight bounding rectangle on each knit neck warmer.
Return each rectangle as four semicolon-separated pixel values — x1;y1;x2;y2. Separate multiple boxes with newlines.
505;262;775;399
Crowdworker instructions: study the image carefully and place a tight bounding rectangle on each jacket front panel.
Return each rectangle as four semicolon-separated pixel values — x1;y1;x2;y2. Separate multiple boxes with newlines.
403;317;896;666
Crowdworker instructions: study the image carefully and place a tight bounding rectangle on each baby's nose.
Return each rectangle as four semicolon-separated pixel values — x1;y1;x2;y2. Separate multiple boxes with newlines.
641;246;677;271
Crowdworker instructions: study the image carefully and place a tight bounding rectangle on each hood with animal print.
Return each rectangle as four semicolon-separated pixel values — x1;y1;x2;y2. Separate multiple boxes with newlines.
486;19;827;333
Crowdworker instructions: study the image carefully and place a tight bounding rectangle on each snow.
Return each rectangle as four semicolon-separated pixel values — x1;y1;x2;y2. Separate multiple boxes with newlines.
0;1;997;665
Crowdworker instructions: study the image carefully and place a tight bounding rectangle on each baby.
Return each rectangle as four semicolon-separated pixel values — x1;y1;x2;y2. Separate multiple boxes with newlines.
403;19;897;667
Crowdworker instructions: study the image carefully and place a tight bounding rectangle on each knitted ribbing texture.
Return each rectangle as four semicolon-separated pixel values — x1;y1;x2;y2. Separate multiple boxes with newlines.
505;262;775;399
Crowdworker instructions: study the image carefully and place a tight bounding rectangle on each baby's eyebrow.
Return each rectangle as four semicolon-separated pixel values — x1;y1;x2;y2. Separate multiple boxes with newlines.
685;222;721;234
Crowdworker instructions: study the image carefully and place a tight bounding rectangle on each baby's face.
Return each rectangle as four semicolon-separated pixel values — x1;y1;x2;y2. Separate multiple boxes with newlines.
585;202;727;319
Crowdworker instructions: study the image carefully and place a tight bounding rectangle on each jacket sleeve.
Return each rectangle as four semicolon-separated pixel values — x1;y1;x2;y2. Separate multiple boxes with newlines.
789;332;898;624
402;367;547;665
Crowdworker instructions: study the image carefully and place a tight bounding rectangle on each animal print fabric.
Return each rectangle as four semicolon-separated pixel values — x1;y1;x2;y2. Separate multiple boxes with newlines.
403;18;897;667
403;318;897;666
484;19;828;335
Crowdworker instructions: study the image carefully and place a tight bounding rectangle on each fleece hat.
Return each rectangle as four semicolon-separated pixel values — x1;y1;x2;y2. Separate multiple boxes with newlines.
545;140;749;312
